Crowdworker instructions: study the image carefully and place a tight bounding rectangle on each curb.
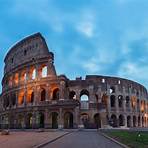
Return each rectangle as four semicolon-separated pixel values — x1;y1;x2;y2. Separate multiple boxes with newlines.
99;132;129;148
33;132;71;148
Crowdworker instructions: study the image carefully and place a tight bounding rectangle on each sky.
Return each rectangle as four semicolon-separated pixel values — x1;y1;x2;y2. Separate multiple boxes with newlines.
0;0;148;92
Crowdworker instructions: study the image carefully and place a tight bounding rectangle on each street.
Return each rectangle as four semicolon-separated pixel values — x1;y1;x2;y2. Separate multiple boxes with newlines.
43;131;122;148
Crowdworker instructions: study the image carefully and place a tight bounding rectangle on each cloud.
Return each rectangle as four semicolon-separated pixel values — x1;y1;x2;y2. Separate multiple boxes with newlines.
76;21;94;38
118;61;148;85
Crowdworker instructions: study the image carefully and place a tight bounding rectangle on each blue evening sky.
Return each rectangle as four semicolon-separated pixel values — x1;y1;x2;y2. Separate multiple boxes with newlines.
0;0;148;92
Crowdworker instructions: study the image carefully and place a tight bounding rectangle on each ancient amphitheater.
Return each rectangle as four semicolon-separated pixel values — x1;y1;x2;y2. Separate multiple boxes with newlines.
0;33;147;129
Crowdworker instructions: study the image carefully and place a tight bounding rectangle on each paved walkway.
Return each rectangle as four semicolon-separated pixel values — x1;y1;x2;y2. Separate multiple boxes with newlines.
0;131;67;148
43;131;122;148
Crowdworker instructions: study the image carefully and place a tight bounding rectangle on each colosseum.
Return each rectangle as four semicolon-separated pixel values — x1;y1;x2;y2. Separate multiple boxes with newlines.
0;32;148;129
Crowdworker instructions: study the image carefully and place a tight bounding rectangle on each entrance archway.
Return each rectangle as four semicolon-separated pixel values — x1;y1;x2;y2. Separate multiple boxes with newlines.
133;116;136;127
110;114;117;127
18;115;24;129
51;112;58;129
94;113;101;128
81;113;89;128
127;116;131;127
119;114;124;126
64;112;73;129
26;113;33;129
39;112;44;128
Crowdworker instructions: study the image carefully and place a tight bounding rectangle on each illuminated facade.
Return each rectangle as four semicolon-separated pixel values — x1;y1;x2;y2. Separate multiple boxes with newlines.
0;33;148;129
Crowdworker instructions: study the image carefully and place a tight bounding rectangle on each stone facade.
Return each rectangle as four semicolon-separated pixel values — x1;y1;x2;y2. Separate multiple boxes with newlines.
0;33;148;129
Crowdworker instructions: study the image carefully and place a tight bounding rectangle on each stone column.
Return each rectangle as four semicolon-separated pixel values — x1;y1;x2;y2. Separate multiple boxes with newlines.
74;107;79;128
45;86;49;101
32;112;36;129
124;115;127;127
115;96;119;113
35;64;40;80
59;81;65;100
107;84;111;113
34;85;38;105
58;108;63;129
45;109;49;128
24;87;27;107
123;97;126;112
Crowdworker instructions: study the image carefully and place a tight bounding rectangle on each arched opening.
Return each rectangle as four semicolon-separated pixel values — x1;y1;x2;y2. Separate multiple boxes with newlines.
69;91;76;99
51;112;58;129
41;88;46;101
138;116;141;127
41;66;47;78
126;96;130;108
81;113;89;128
94;113;101;128
64;112;73;129
118;95;123;108
30;92;34;103
52;88;60;100
30;68;36;80
80;89;89;101
39;112;44;128
4;96;9;108
110;114;117;127
102;93;108;106
18;115;24;129
127;116;131;127
12;93;16;106
110;95;115;107
26;113;33;129
142;116;144;127
27;90;34;103
133;116;136;127
119;114;124;126
110;86;115;94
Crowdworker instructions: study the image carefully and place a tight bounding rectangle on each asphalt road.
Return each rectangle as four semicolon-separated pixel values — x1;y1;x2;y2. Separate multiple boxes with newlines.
43;131;122;148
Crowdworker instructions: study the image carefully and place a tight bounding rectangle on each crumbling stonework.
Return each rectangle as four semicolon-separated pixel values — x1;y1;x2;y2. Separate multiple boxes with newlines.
0;33;147;129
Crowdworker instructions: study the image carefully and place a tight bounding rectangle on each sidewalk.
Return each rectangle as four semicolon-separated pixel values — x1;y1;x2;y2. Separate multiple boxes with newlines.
0;131;67;148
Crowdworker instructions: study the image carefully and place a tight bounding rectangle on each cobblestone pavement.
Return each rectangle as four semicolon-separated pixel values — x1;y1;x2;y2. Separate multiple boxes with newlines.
0;131;67;148
43;131;123;148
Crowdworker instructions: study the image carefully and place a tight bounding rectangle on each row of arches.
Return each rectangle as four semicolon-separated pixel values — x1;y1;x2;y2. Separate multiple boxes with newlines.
14;112;73;129
110;114;147;127
6;65;48;87
110;95;147;112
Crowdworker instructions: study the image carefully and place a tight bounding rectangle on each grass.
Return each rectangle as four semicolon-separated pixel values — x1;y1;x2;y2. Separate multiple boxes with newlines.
104;130;148;148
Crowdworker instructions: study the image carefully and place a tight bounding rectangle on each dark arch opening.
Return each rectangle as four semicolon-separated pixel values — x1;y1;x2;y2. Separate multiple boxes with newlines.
64;112;73;129
110;114;117;127
69;91;76;99
39;112;44;128
30;92;34;103
119;114;124;126
94;113;101;128
81;113;89;128
110;86;115;94
110;95;115;107
51;112;58;129
41;88;46;101
52;88;60;100
133;116;136;127
127;116;131;127
26;113;33;129
118;95;123;108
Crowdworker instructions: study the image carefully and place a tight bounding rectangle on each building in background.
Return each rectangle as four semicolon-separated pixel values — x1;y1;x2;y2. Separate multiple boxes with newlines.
0;33;147;129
